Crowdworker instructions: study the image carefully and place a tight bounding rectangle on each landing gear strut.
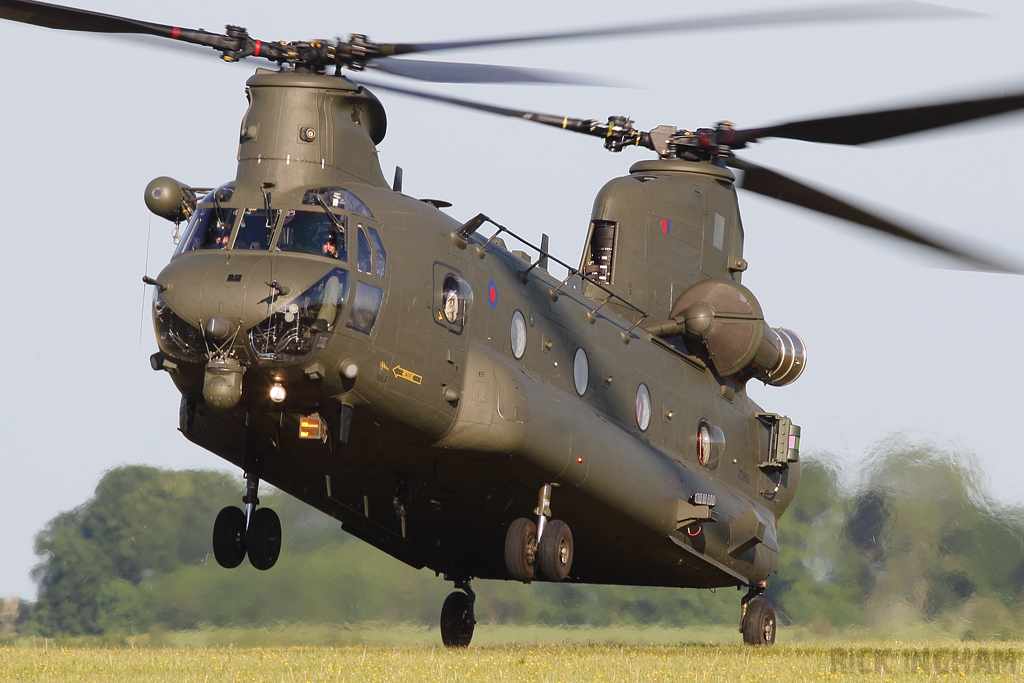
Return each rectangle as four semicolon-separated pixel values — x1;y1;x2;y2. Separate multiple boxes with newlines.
740;582;776;646
212;421;282;571
440;578;475;648
504;483;574;582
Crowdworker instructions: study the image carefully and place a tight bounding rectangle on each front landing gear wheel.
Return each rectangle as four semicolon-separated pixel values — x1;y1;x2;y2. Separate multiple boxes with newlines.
504;517;537;582
212;506;247;569
537;519;573;581
741;597;776;645
440;591;475;647
246;507;282;570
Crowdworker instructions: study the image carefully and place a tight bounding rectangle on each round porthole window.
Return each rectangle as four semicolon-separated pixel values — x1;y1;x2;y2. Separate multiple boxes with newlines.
573;348;589;396
635;383;652;431
510;310;527;359
696;419;724;469
697;421;713;465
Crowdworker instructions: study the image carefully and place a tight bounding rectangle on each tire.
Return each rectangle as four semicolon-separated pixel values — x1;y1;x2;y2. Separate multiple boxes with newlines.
537;519;573;582
212;506;247;569
440;591;474;648
504;518;537;582
741;597;776;646
246;507;282;571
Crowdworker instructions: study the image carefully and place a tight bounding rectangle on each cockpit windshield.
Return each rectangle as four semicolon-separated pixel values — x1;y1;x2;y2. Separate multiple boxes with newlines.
234;208;279;251
277;210;348;261
249;268;349;363
174;207;237;255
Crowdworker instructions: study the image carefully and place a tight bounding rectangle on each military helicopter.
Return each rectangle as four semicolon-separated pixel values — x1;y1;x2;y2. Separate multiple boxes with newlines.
3;0;1023;648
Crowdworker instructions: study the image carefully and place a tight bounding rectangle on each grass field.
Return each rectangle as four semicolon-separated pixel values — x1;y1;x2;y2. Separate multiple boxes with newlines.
1;638;1020;682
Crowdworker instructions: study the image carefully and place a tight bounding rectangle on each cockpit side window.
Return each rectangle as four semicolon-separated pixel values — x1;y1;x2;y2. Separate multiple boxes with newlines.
356;226;372;274
368;227;387;278
302;186;373;218
234;208;278;251
174;208;237;255
277;210;348;261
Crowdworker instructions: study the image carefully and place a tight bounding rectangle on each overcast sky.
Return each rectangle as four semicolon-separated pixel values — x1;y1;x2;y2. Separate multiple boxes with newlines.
1;0;1022;599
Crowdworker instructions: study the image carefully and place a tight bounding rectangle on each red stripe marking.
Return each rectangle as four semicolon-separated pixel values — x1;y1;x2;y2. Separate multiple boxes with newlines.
254;40;261;56
171;27;180;39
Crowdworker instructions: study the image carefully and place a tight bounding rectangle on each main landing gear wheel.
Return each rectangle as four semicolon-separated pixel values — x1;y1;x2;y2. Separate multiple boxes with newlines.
212;505;247;569
504;517;538;582
537;519;574;581
246;507;282;570
440;590;475;648
741;597;777;646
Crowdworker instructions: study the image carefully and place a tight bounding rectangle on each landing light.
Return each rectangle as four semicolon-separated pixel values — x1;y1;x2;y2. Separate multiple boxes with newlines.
269;383;287;403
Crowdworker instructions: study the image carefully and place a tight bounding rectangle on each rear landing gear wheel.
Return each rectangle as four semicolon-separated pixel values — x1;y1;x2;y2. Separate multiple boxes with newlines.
537;519;573;581
212;505;247;569
440;591;475;648
504;517;537;582
741;597;776;646
246;507;282;570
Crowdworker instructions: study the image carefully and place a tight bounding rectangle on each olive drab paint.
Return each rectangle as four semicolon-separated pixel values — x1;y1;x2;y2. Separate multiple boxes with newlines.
151;69;801;596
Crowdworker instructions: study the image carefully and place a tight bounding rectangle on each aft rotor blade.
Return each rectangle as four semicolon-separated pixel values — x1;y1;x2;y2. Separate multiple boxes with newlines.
368;57;600;85
738;90;1024;146
729;156;1021;273
382;2;975;55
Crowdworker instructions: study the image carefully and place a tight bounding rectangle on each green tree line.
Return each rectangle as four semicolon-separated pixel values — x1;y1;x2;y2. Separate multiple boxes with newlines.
13;440;1024;640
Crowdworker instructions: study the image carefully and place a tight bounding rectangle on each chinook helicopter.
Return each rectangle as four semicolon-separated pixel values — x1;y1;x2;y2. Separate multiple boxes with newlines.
3;0;1023;647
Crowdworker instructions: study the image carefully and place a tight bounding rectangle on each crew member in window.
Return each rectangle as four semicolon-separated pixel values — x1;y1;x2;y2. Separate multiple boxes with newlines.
205;221;230;249
321;229;339;259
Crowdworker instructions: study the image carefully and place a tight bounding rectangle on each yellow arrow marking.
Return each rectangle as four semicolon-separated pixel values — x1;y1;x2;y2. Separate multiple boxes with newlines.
393;365;422;385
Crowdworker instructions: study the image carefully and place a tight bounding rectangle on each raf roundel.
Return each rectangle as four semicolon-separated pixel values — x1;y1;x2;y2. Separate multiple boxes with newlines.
487;280;498;309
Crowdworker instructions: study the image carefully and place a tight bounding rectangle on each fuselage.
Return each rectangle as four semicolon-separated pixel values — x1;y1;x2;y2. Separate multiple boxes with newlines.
151;68;800;591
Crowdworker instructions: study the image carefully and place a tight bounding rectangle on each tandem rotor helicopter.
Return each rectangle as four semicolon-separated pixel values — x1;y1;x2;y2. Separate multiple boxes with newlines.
3;0;1023;647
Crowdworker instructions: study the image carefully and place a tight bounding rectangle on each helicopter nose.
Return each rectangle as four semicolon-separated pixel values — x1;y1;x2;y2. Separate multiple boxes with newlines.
154;252;351;367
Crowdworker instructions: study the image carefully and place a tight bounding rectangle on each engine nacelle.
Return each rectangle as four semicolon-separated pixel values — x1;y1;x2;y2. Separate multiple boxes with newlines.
646;279;806;386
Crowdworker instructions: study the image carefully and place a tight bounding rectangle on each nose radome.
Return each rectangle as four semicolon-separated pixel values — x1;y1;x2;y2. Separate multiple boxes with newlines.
205;316;232;341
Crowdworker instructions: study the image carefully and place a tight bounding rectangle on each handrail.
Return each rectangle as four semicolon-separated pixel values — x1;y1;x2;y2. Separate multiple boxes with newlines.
459;214;650;335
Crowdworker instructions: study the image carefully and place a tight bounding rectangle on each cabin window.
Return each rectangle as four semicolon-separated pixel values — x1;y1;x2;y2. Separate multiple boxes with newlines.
696;419;725;469
174;208;237;254
573;348;589;396
277;210;348;261
234;208;279;250
433;267;472;334
636;383;652;431
510;311;527;359
346;281;384;335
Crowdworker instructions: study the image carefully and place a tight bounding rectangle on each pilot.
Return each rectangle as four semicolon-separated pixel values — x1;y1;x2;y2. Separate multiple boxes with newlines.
204;220;230;249
322;230;339;259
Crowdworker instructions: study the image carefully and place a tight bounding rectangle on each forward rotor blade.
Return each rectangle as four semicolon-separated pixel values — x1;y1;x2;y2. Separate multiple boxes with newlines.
738;90;1024;146
382;2;975;55
728;156;1020;273
368;57;601;85
1;0;167;34
0;0;228;47
352;76;602;134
